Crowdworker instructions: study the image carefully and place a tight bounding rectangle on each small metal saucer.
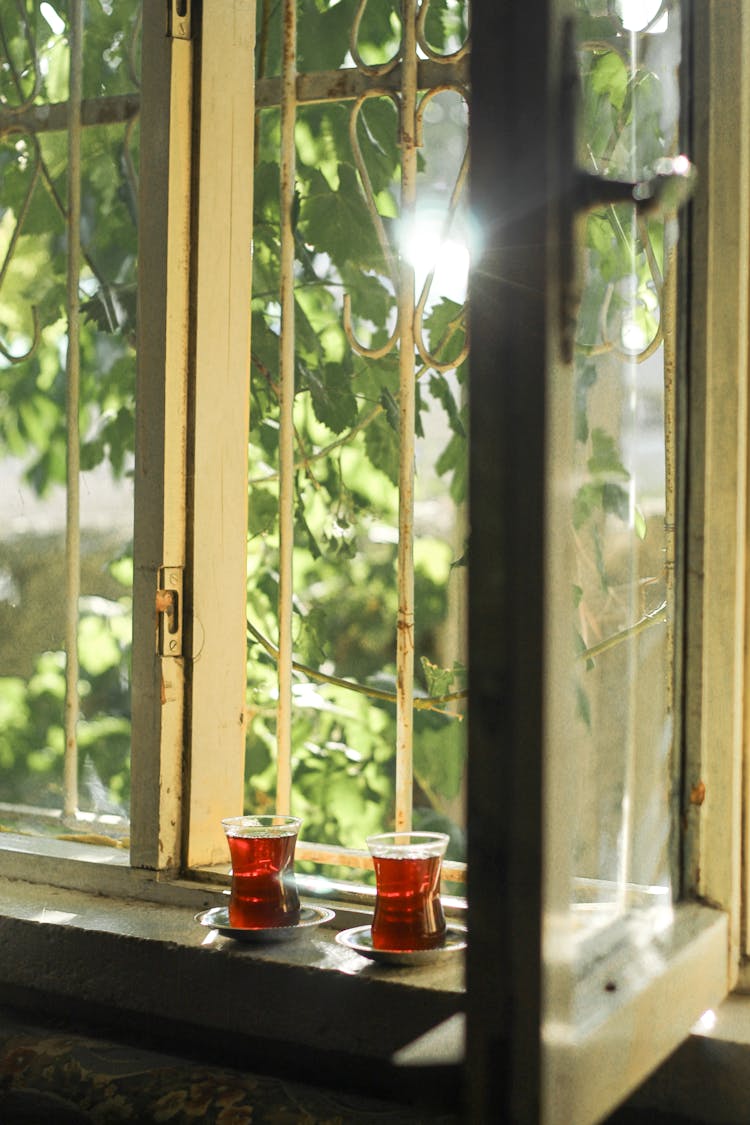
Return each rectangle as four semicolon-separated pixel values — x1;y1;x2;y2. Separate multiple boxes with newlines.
196;904;335;942
335;923;467;966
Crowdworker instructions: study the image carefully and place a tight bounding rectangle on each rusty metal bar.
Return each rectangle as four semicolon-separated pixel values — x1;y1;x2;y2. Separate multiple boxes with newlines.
295;839;466;882
0;93;140;136
394;0;419;832
255;56;469;109
276;0;297;815
63;0;84;818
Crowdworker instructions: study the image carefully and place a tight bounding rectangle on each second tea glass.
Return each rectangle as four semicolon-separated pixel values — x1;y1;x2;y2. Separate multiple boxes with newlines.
366;831;449;951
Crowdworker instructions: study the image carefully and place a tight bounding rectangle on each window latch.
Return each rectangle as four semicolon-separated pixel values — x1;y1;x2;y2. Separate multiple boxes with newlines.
156;567;184;657
168;0;191;40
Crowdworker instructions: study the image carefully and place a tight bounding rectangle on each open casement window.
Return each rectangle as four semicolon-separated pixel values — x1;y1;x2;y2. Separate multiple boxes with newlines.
466;0;750;1122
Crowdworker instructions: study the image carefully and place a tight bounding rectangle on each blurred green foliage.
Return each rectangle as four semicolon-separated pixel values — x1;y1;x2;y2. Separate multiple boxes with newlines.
0;0;138;820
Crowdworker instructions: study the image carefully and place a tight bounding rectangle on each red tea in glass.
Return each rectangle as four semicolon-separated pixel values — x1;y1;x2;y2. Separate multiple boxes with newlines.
222;815;301;929
367;832;449;951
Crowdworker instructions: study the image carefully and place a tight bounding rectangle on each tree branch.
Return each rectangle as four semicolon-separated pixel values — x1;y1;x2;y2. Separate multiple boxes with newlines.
247;617;467;712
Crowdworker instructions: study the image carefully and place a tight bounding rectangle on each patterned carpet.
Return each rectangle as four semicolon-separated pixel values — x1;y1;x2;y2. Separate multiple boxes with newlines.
0;1013;459;1124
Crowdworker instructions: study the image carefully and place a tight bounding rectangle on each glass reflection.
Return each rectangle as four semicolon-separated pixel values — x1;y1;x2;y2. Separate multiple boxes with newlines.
570;0;682;930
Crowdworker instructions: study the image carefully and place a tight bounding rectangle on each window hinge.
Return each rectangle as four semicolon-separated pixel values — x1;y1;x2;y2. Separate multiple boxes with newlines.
156;567;184;657
168;0;192;40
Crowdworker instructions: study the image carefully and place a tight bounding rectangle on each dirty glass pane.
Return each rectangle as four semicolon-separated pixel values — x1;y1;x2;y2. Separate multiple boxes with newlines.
569;0;682;934
0;2;139;839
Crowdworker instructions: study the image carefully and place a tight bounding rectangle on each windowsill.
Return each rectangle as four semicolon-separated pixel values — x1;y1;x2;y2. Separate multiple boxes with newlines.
8;833;748;1122
0;837;464;1105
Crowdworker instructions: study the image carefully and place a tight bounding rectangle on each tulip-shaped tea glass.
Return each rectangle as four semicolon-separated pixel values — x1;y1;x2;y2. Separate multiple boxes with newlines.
366;831;449;951
222;814;302;929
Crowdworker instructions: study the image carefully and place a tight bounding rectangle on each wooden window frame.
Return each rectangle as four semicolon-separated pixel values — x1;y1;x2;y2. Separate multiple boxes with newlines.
466;0;750;1121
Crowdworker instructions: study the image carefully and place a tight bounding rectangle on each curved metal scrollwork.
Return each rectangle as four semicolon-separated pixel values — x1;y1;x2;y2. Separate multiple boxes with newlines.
349;0;403;78
344;89;401;359
1;0;45;360
416;0;471;63
0;5;143;365
345;0;471;375
0;129;42;363
0;1;42;115
413;84;469;372
575;21;673;365
0;306;40;365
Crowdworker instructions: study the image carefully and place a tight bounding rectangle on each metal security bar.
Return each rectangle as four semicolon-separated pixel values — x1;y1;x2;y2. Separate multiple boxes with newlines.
276;0;298;813
394;0;419;832
267;0;470;862
63;0;84;816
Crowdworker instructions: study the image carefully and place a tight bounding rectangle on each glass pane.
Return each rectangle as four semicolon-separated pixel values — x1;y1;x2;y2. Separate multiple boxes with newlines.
0;2;140;839
568;0;682;934
245;1;470;875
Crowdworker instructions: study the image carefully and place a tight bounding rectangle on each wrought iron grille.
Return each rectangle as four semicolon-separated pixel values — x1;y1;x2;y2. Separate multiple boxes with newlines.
249;0;470;876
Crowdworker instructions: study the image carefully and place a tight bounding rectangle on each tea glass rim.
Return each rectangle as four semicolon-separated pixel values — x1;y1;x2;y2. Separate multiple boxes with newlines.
222;814;302;838
366;830;449;857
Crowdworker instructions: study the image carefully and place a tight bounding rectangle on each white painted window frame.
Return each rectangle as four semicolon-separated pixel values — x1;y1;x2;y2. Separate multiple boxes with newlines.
131;0;256;873
182;0;255;869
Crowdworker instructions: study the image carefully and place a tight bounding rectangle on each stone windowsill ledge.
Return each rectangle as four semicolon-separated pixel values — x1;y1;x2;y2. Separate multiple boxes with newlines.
0;868;464;1105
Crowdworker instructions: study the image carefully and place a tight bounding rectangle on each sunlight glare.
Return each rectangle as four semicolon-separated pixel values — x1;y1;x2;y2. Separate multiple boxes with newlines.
32;909;78;924
694;1009;717;1034
672;153;691;177
401;213;470;304
40;3;66;35
621;314;648;354
618;0;666;32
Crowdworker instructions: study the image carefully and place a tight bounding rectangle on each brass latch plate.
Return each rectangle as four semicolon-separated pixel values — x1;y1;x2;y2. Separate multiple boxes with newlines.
156;567;183;656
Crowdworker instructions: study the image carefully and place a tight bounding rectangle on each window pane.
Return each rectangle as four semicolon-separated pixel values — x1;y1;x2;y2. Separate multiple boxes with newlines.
569;0;682;929
0;2;139;838
245;0;470;873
